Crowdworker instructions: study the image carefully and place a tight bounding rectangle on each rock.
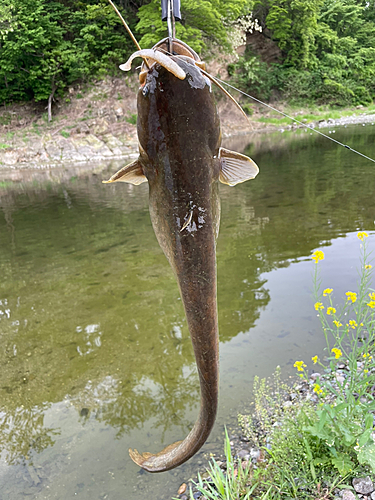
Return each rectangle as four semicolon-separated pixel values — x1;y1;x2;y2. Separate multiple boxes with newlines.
115;107;124;118
250;448;260;461
237;449;250;460
342;489;357;500
335;374;345;384
178;483;187;495
101;134;124;156
283;401;292;408
371;492;375;500
73;134;112;159
310;372;321;381
353;477;374;495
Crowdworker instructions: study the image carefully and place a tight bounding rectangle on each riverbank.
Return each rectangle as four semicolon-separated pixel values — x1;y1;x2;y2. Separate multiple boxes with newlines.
176;361;375;500
1;77;374;172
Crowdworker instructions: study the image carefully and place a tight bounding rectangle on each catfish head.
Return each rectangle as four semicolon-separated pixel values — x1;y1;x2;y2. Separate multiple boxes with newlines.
104;38;259;472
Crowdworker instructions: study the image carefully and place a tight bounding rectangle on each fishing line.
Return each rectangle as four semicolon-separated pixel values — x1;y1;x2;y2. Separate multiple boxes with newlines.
214;77;375;164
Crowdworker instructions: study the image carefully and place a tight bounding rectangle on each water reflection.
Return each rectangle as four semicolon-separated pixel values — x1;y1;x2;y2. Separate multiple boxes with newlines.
0;125;374;498
0;405;58;465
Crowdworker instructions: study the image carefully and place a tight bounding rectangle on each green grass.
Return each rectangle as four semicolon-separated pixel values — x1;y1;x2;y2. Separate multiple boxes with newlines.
255;102;375;126
125;113;137;125
0;143;10;149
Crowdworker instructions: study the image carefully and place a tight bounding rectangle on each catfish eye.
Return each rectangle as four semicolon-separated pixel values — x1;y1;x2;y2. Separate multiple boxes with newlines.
142;85;149;97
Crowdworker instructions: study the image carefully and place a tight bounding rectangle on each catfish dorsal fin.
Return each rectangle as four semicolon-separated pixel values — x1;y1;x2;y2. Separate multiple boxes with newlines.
102;158;147;185
219;147;259;186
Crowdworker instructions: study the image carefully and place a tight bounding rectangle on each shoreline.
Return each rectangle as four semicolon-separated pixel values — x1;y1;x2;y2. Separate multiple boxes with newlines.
0;105;374;178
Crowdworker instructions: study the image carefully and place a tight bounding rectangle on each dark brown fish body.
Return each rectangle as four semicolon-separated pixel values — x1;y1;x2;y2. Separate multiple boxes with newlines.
105;39;259;472
137;61;220;471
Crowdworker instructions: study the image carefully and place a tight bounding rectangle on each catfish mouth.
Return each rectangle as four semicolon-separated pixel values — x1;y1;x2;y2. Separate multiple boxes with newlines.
119;37;205;84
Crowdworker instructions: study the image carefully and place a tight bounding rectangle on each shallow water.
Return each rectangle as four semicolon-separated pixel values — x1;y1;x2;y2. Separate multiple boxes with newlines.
0;124;374;499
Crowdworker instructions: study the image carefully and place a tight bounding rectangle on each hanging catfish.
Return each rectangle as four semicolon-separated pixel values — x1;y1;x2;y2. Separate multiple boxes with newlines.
104;38;259;472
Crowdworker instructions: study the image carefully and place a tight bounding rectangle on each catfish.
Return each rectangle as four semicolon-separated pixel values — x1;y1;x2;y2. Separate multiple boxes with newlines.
104;38;259;472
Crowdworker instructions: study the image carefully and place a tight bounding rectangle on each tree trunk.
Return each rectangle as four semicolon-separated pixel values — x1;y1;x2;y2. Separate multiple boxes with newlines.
48;82;56;123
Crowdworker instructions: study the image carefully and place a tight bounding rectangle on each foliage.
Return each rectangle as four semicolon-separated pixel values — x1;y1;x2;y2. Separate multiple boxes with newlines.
303;235;375;474
0;0;135;107
177;428;255;500
225;234;375;499
228;48;277;101
136;0;253;54
232;0;375;106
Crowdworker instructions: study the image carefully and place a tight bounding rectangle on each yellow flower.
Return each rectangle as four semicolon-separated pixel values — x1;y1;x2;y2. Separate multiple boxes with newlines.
323;288;333;296
331;348;342;359
367;301;375;309
312;355;318;364
313;384;323;394
294;361;307;372
358;231;369;241
333;320;342;327
369;292;375;301
327;307;336;315
346;291;357;303
364;369;369;374
311;250;325;263
365;264;372;270
363;353;373;360
314;302;324;311
349;320;357;329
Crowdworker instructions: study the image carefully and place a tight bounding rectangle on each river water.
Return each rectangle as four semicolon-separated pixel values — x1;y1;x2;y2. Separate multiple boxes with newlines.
0;124;374;499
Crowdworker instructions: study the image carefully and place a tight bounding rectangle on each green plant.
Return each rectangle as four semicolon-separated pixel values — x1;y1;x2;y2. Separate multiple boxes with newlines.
295;234;375;474
238;369;341;499
60;130;70;138
179;428;255;500
125;113;137;125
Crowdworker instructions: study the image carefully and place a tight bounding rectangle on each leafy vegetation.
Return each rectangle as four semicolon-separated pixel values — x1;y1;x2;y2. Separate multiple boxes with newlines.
185;429;255;500
0;0;374;115
190;233;375;499
231;0;375;105
0;0;136;117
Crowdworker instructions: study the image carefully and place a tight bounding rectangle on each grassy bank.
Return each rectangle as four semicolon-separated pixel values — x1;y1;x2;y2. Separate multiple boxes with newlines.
251;102;375;127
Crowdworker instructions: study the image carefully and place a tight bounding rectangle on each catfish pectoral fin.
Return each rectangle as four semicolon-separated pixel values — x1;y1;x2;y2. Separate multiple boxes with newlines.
102;158;147;185
219;147;259;186
129;440;183;472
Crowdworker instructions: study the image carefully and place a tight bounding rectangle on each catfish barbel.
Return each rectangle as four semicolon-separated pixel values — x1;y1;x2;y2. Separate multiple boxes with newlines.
104;38;259;472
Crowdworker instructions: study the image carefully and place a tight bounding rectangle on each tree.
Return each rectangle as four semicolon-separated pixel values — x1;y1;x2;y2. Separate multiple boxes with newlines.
136;0;253;53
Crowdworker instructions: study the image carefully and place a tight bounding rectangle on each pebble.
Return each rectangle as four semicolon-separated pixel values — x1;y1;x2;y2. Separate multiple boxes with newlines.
342;489;357;500
335;374;345;384
178;483;187;495
237;449;250;459
310;372;321;381
353;477;374;495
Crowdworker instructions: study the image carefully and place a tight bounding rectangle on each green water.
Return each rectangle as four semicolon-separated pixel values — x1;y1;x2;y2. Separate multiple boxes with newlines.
0;124;374;499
